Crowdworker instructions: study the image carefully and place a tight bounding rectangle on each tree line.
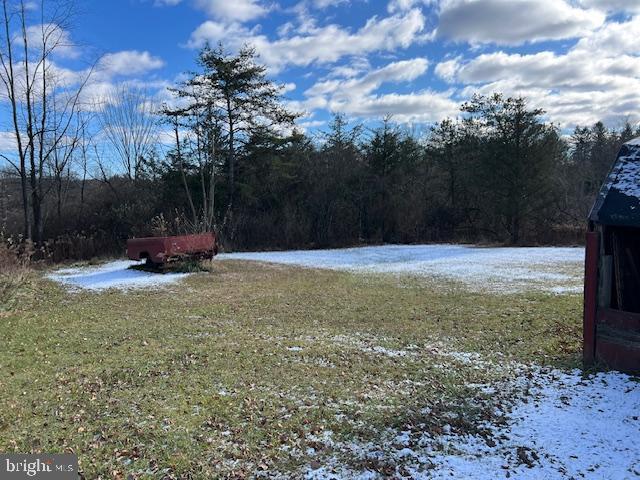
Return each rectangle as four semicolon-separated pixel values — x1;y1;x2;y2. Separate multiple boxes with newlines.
0;1;637;260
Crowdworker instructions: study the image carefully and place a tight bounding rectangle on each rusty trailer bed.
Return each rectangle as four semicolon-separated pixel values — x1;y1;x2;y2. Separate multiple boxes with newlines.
126;232;218;265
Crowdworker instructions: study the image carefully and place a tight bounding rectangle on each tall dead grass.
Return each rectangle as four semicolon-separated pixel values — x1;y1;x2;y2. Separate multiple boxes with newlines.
0;239;32;310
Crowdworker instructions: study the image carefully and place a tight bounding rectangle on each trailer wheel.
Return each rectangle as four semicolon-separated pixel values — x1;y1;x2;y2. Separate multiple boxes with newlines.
145;257;161;271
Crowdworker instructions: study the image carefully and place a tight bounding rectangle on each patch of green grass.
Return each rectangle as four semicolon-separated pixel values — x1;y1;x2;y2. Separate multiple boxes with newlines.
0;260;582;478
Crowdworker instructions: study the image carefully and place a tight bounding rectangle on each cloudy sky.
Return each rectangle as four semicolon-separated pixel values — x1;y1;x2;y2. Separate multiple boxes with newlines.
13;0;640;133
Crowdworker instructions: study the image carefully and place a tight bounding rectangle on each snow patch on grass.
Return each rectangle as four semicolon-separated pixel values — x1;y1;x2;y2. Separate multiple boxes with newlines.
220;245;584;293
549;285;582;295
301;367;640;480
430;369;640;479
47;260;190;291
328;334;416;358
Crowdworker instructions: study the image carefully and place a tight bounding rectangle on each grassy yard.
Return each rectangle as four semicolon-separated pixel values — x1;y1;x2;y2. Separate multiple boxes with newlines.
0;260;582;479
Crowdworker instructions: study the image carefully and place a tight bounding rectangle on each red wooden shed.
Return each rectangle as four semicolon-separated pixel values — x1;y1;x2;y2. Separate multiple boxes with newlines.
584;138;640;373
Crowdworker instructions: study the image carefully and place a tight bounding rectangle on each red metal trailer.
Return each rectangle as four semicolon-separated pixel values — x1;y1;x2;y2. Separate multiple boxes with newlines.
584;138;640;374
127;232;218;267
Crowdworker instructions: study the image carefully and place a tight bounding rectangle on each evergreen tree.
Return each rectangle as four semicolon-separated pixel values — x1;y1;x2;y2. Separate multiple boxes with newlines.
463;94;562;244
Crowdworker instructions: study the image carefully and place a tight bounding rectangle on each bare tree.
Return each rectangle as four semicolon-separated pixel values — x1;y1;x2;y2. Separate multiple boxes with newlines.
0;0;93;242
0;168;8;231
77;110;93;207
162;81;222;233
48;104;89;219
98;84;158;181
162;105;198;226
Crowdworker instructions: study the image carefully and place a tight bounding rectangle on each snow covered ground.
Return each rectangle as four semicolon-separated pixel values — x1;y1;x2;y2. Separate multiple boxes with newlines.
303;367;640;480
47;244;584;293
429;369;640;479
47;260;189;291
220;244;584;293
290;335;640;479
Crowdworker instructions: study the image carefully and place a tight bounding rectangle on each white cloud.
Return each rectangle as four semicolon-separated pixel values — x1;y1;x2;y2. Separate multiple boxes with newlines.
23;24;80;59
282;82;297;93
188;9;428;72
151;0;267;20
79;81;118;109
325;57;371;79
73;52;166;110
332;90;458;122
286;95;329;114
292;0;368;11
0;131;17;153
80;77;173;112
194;0;268;22
17;0;636;133
298;58;457;123
388;0;417;12
296;119;326;130
436;0;605;45
306;58;430;97
434;57;460;82
0;58;85;102
98;50;165;77
387;0;434;13
574;15;640;55
437;16;640;127
445;51;640;88
579;0;640;13
312;0;348;7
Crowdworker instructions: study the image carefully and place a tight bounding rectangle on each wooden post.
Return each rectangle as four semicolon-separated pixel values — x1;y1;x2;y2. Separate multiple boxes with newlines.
583;230;600;366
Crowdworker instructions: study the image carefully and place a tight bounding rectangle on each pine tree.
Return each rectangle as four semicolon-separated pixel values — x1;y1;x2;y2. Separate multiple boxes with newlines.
192;44;298;221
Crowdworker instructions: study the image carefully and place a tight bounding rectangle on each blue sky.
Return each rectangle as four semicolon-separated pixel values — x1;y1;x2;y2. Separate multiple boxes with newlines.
4;0;640;147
